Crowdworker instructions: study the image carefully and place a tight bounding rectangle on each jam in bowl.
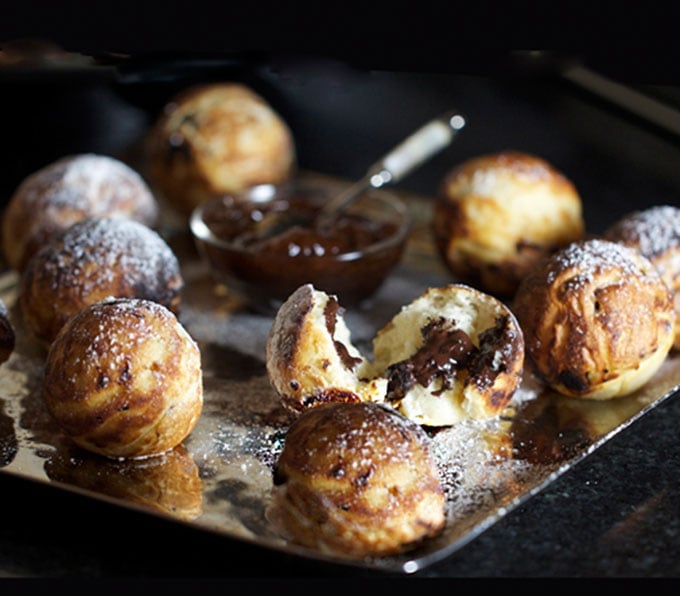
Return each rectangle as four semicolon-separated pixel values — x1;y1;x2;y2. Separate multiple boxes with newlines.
189;179;411;314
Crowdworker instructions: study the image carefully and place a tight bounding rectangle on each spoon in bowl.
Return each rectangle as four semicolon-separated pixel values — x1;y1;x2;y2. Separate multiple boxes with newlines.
315;110;466;229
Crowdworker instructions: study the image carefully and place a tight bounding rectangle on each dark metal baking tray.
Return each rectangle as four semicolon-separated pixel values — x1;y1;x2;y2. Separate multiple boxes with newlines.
0;187;678;574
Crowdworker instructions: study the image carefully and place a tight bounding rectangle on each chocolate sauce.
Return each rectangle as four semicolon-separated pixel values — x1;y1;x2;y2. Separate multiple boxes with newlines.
205;196;399;257
324;297;362;371
197;191;408;312
386;316;511;402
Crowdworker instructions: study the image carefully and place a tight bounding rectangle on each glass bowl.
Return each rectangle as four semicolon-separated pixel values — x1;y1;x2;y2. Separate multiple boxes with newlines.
189;179;411;314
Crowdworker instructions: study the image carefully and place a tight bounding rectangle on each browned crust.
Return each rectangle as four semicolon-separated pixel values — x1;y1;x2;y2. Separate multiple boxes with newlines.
267;283;314;370
43;298;202;458
146;83;295;216
433;150;584;296
512;239;675;398
270;402;446;557
603;205;680;349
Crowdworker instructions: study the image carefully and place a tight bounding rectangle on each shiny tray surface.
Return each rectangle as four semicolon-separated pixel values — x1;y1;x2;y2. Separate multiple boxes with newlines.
0;192;678;574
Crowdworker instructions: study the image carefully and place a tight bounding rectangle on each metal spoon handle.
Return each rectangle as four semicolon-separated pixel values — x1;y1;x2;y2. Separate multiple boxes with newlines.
319;110;466;218
373;110;466;185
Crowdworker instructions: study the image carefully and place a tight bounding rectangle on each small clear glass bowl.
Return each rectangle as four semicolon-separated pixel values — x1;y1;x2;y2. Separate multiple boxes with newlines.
189;179;411;315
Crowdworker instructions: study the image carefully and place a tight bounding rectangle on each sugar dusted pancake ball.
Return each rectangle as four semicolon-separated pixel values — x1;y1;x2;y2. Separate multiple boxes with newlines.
2;153;159;272
433;151;585;297
19;217;183;344
44;298;203;459
267;401;446;558
146;82;296;216
604;205;680;350
513;239;675;400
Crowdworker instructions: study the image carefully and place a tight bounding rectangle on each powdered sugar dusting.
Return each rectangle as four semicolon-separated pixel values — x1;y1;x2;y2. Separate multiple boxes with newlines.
294;402;434;473
546;239;648;285
84;299;160;358
605;205;680;258
2;188;680;571
38;217;180;294
49;297;184;392
17;153;158;223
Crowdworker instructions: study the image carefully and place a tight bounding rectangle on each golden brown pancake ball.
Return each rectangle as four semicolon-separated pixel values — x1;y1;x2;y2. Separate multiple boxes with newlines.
146;82;296;216
43;298;203;459
603;205;680;350
513;239;675;400
267;401;446;558
2;153;159;272
19;216;183;345
433;151;585;297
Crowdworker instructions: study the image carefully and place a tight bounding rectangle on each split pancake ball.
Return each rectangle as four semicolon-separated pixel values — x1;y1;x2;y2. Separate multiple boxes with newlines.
266;283;525;427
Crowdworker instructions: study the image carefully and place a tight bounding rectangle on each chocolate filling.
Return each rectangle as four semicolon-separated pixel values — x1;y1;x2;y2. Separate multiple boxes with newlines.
324;297;362;371
385;315;511;402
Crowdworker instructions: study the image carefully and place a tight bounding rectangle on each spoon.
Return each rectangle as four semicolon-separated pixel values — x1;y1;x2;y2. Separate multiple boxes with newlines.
315;110;466;228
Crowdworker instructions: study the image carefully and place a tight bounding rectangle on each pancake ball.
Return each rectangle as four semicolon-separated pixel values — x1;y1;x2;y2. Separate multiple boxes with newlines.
146;82;296;216
43;298;203;459
513;239;675;400
266;283;387;415
19;216;183;345
2;153;159;272
266;283;525;427
267;401;446;558
603;205;680;350
370;284;525;426
433;151;585;297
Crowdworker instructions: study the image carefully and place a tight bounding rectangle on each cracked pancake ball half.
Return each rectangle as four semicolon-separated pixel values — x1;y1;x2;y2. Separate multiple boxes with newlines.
370;284;525;426
266;283;386;414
